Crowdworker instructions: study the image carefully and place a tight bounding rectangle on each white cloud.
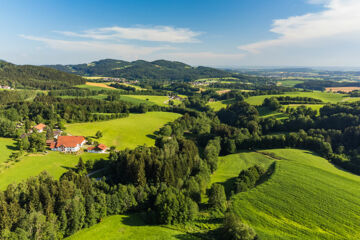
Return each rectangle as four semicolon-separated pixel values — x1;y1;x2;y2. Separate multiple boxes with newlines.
19;35;173;59
238;0;360;53
55;25;201;43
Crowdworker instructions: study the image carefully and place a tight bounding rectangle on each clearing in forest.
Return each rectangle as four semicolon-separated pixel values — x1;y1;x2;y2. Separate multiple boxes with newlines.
65;112;181;149
66;214;198;240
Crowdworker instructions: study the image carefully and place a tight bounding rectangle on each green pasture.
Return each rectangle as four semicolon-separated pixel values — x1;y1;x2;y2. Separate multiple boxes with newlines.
207;99;235;111
66;214;196;240
245;91;356;105
256;106;288;119
0;137;16;164
123;95;182;106
214;149;360;239
65;112;181;150
0;151;105;190
277;80;304;87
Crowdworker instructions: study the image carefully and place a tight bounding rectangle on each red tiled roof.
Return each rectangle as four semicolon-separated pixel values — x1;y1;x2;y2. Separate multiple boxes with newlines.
34;123;46;130
49;142;56;149
97;144;107;150
87;144;107;151
53;136;85;148
46;140;54;146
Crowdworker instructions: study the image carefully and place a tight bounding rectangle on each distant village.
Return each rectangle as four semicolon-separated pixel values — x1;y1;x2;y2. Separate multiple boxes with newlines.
0;85;13;90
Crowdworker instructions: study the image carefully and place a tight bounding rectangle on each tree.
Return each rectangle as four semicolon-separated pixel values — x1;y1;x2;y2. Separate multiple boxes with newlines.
95;131;103;139
159;125;172;136
76;158;87;175
208;183;227;212
223;211;257;240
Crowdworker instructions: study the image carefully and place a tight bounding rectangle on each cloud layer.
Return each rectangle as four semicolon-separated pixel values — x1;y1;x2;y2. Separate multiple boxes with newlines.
238;0;360;53
55;26;201;43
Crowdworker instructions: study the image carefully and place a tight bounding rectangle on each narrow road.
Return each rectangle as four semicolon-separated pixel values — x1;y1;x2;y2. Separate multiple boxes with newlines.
87;167;106;177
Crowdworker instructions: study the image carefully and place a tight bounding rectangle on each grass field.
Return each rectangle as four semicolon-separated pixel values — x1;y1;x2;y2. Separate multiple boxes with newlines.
0;152;105;190
245;91;358;105
207;99;235;111
256;106;288;119
214;149;360;239
66;214;197;240
65;112;181;149
210;152;274;189
123;95;182;106
0;138;16;164
277;80;304;87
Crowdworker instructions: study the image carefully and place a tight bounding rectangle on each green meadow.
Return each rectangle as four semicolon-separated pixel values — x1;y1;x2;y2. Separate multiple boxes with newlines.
65;112;181;150
277;80;304;87
0;137;16;164
257;106;288;120
245;91;358;105
66;214;197;240
212;149;360;239
210;152;274;190
207;99;235;111
0;152;105;190
123;95;182;106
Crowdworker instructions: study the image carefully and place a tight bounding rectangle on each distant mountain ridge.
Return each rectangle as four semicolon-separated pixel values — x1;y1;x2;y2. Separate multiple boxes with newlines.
44;59;236;82
0;61;85;90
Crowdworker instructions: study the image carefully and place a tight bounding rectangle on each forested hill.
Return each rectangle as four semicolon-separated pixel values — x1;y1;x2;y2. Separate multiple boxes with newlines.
0;60;85;90
45;59;237;81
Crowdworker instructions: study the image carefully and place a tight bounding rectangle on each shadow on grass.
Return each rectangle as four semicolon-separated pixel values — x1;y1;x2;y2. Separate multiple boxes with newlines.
146;134;157;140
175;228;223;240
6;144;17;151
61;166;76;171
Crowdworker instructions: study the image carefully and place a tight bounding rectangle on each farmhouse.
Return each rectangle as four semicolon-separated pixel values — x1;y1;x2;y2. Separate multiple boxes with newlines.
87;144;108;153
50;136;86;152
34;123;46;133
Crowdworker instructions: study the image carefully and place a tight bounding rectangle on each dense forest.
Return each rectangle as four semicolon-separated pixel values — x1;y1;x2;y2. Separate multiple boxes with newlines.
45;59;241;82
0;61;85;90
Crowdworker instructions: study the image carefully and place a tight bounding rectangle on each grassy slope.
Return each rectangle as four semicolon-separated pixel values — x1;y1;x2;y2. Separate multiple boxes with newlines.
0;152;104;190
124;95;181;106
245;91;357;105
207;99;235;111
215;149;360;239
66;214;197;240
277;80;304;87
211;152;274;186
0;138;16;164
65;112;181;150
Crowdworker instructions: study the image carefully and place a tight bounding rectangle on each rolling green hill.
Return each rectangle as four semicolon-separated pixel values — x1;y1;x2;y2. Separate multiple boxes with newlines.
0;60;85;89
212;149;360;239
45;59;236;82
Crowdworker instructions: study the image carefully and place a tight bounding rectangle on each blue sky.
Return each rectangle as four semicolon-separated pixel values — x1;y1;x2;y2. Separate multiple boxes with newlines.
1;0;359;67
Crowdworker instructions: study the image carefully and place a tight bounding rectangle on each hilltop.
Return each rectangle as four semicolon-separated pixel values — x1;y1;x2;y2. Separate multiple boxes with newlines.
45;59;237;81
0;60;85;90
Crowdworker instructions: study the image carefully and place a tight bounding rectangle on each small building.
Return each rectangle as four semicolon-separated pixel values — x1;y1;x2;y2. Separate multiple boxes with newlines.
34;123;46;133
50;136;86;153
87;144;108;153
46;140;55;146
53;130;62;139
